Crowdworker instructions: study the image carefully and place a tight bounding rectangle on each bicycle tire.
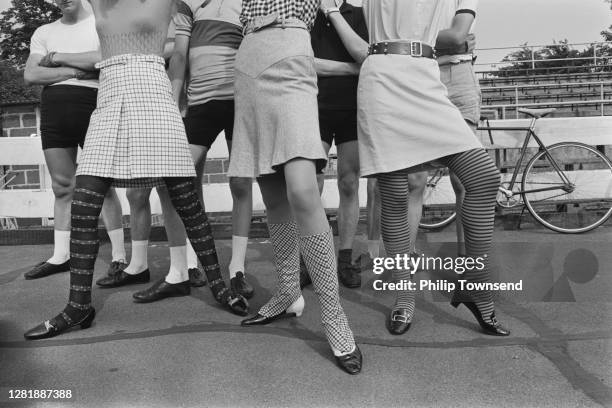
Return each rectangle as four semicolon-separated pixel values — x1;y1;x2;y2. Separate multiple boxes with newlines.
420;169;457;230
521;142;612;233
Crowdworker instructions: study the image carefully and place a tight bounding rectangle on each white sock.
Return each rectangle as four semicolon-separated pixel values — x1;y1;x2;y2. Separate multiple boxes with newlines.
108;228;127;262
124;240;148;275
185;238;199;269
228;235;248;278
165;246;189;284
332;345;356;357
48;230;70;264
367;240;380;259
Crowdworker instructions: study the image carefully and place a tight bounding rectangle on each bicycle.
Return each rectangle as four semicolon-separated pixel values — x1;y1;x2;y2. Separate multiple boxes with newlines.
419;108;612;233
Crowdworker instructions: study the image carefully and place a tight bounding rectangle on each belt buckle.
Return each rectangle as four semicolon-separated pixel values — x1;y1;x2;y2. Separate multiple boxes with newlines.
410;41;423;57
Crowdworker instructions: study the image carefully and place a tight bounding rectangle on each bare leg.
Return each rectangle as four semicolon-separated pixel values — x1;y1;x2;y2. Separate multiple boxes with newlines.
124;188;152;274
406;171;427;253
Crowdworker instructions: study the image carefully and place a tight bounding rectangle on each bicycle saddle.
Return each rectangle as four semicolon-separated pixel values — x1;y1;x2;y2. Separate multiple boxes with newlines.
518;108;557;118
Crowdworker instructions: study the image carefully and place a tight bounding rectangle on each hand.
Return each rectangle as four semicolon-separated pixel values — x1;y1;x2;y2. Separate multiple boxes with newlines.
39;52;61;68
73;69;99;80
466;33;477;54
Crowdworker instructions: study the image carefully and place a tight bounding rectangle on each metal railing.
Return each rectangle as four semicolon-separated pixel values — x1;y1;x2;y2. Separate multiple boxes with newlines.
474;41;612;79
480;80;612;118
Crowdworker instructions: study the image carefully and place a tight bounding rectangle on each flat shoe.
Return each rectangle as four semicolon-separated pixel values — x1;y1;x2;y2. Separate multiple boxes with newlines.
96;269;150;288
132;278;190;303
230;271;254;299
386;309;412;335
24;260;70;280
24;308;96;340
335;346;362;375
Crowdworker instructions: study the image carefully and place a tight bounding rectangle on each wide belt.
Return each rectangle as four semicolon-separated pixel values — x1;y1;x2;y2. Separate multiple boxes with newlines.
368;41;435;59
243;13;307;35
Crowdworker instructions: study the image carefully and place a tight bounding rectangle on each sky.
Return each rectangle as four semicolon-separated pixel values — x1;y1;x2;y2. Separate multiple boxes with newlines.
1;0;611;65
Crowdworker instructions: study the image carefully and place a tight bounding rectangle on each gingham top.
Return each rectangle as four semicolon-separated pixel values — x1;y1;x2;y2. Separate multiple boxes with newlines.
240;0;321;30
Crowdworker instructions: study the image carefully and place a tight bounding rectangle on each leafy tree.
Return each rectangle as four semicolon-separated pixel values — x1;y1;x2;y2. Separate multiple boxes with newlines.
493;25;612;77
0;61;41;104
0;0;61;67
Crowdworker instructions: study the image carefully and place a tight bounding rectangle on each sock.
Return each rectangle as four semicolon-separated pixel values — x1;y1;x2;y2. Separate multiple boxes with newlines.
185;238;199;269
367;240;380;259
58;176;110;325
377;172;416;319
300;228;356;354
107;228;127;262
228;235;248;278
124;240;148;275
259;222;302;317
165;246;189;284
48;230;70;264
338;248;352;265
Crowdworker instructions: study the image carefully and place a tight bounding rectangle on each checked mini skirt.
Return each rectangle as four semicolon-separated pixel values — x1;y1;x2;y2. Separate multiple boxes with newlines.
77;54;196;188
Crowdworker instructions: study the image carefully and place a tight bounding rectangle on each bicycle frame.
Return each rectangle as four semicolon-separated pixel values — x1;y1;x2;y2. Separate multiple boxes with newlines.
477;117;573;198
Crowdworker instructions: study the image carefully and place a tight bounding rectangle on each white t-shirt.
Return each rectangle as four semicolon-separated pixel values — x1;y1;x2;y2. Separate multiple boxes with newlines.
29;14;100;88
363;0;477;49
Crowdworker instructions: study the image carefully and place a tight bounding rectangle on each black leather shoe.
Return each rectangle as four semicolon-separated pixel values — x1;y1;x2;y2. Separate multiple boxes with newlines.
338;262;361;288
335;346;362;375
188;268;207;287
24;308;96;340
132;278;190;303
451;292;510;336
241;296;304;326
96;269;150;288
24;260;70;280
386;309;412;335
230;271;254;299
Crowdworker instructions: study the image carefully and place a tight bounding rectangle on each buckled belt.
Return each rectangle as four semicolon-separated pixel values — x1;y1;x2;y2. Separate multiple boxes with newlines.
368;41;435;58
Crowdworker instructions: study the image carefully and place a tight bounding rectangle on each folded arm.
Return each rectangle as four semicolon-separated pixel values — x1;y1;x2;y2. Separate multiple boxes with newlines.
23;53;88;86
50;51;101;71
435;13;475;55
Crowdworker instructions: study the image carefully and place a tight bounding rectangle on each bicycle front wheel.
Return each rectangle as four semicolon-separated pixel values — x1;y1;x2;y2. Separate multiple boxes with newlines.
420;169;457;230
522;142;612;233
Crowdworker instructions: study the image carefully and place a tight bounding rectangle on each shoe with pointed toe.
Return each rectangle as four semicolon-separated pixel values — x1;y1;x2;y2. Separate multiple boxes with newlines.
386;308;412;335
132;278;190;303
451;292;510;336
335;346;362;375
24;308;96;340
24;260;70;280
241;295;304;326
96;268;150;288
230;271;254;299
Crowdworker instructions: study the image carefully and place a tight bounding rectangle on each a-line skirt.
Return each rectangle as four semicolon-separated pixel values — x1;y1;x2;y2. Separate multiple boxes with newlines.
227;26;327;178
77;54;196;188
357;54;484;177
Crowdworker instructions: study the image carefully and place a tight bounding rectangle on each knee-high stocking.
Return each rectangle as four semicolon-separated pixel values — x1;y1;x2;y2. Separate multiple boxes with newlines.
376;171;416;319
163;178;246;312
59;175;111;325
300;229;356;355
439;149;500;323
259;222;302;317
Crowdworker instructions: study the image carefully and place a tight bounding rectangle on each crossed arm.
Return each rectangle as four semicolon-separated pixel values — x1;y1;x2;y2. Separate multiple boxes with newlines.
24;51;101;86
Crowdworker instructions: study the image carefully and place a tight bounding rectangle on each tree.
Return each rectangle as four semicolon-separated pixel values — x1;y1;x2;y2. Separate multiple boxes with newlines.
493;25;612;77
0;0;61;67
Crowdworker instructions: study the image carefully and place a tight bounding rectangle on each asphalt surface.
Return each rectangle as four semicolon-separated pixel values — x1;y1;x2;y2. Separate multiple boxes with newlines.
0;225;611;408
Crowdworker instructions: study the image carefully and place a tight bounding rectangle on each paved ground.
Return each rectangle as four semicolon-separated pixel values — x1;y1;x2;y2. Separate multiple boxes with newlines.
0;225;611;408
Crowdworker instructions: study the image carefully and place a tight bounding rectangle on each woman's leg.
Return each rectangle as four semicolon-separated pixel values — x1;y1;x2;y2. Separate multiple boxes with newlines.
252;172;302;317
439;149;504;326
24;175;112;340
100;187;127;265
283;159;356;356
376;170;416;329
449;171;466;256
162;177;247;315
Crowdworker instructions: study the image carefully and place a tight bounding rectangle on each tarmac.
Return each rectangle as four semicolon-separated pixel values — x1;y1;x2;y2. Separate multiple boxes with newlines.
0;224;611;408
